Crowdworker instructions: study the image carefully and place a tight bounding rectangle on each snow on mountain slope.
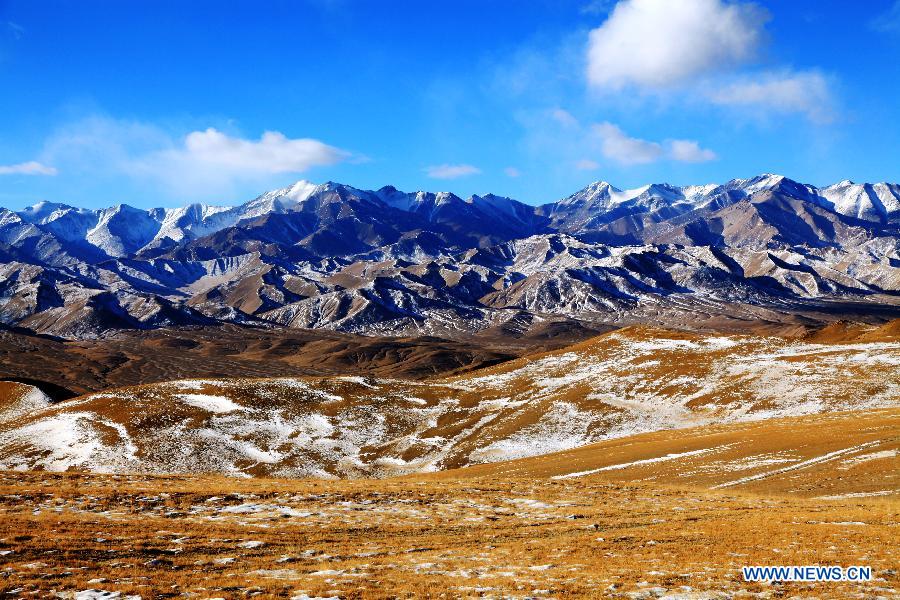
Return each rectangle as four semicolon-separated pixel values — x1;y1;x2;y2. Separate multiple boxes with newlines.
2;174;900;338
0;381;51;424
14;201;99;243
1;327;897;477
237;179;321;220
0;210;49;249
538;174;834;241
468;193;550;233
12;200;238;259
8;173;899;262
149;203;236;244
820;180;900;223
13;201;73;223
86;204;164;257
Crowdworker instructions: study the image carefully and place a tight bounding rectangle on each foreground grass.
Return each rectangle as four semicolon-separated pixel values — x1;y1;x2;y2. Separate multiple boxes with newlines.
0;470;896;599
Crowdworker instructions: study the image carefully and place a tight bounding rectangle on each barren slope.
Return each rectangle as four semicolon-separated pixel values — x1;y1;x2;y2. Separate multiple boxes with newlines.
0;324;528;395
433;408;900;499
2;326;898;477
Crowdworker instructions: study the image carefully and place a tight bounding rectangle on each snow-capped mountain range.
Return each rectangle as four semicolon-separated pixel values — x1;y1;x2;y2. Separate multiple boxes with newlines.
1;174;898;338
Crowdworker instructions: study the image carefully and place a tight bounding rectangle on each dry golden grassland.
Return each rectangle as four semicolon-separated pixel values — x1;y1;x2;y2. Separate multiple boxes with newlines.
441;409;900;499
0;410;896;599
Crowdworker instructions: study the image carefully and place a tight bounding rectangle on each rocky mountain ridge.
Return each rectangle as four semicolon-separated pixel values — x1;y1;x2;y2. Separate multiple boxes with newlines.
1;174;898;339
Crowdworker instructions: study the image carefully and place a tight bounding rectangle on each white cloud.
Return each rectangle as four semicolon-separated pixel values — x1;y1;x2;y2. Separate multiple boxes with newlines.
523;109;718;170
424;164;481;179
668;139;718;163
40;116;352;198
593;122;663;165
581;0;838;123
706;70;835;123
586;0;768;90
504;167;522;177
593;122;717;165
0;161;57;176
148;128;348;176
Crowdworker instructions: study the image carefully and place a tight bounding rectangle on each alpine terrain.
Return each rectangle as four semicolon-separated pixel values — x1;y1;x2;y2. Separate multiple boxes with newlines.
1;174;898;339
1;175;898;599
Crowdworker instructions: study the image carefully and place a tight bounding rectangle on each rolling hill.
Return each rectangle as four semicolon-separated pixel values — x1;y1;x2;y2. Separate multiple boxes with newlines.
2;323;898;478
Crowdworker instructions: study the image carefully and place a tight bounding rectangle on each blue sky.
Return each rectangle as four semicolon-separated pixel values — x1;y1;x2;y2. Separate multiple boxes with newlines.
1;0;899;209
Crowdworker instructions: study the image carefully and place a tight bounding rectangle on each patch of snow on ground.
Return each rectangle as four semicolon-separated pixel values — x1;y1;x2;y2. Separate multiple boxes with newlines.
177;393;243;413
701;337;742;350
551;447;728;480
171;379;224;390
713;441;883;489
621;338;700;352
335;376;378;388
506;498;553;509
218;503;312;517
0;384;51;423
816;490;896;500
467;402;600;464
839;449;897;468
73;590;141;600
0;411;137;472
719;454;798;471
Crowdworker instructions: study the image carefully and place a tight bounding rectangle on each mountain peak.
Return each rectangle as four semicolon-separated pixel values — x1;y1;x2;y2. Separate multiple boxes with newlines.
16;201;78;223
723;173;815;199
587;180;617;191
282;180;320;201
736;173;785;187
25;200;56;210
434;192;459;205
